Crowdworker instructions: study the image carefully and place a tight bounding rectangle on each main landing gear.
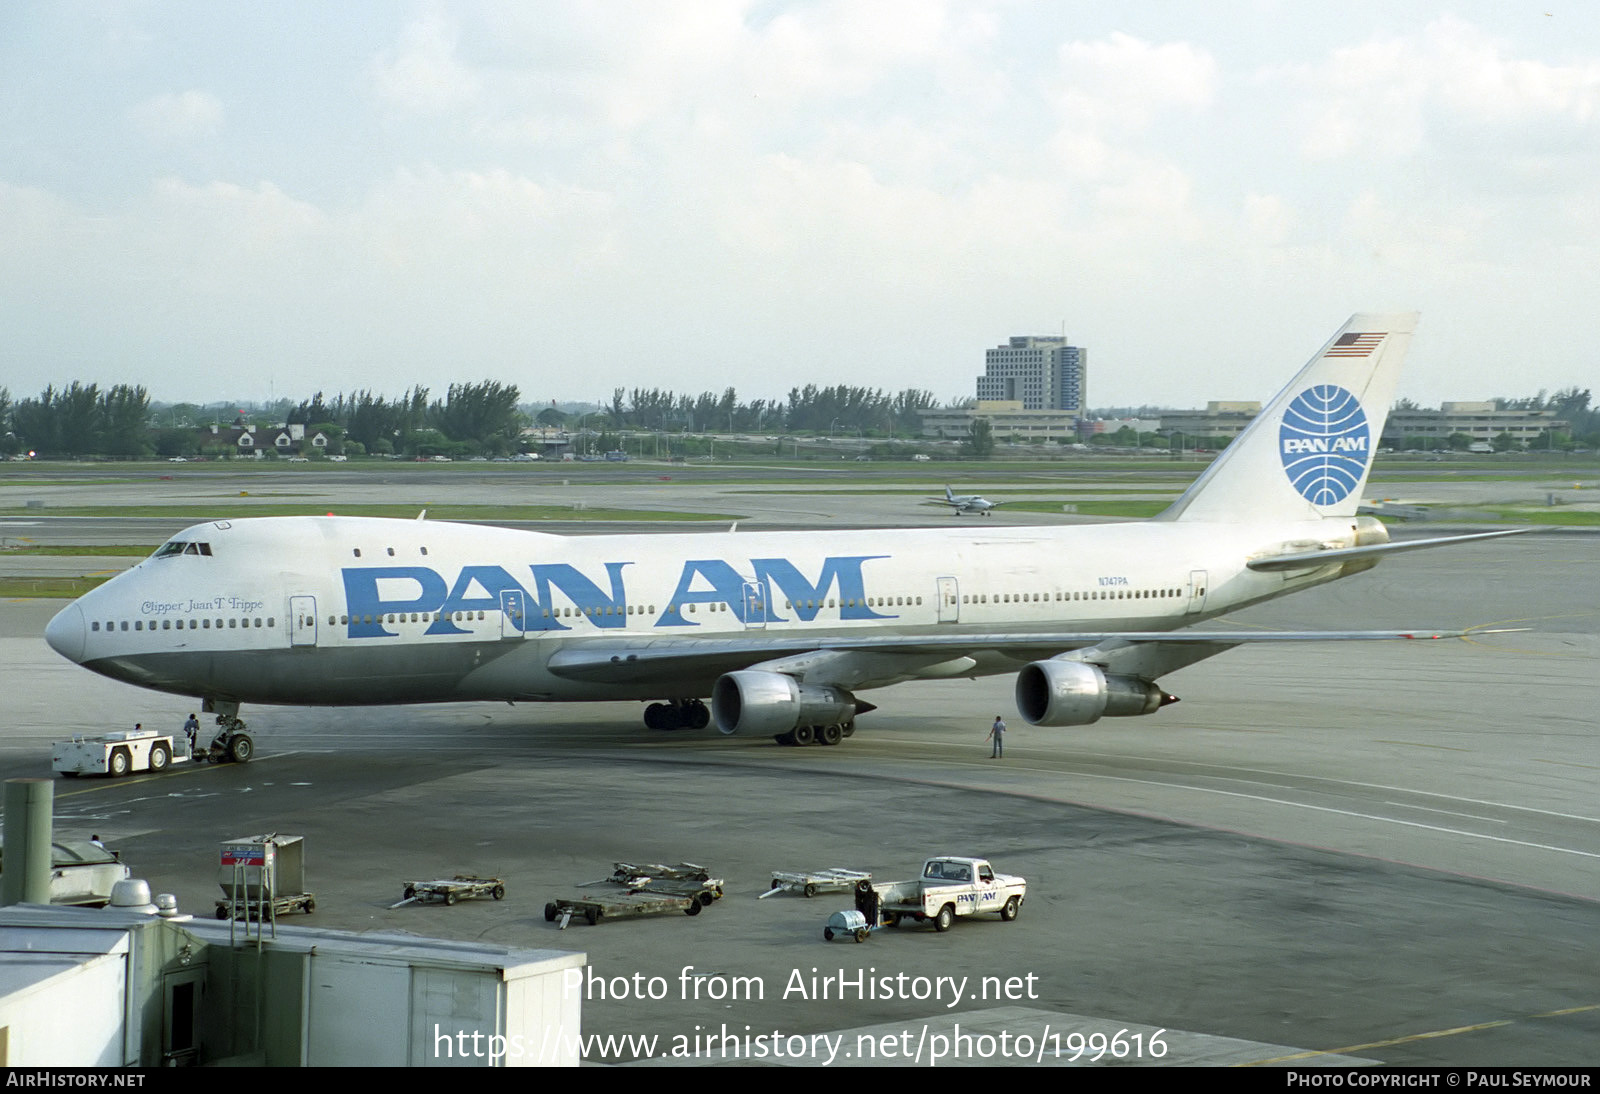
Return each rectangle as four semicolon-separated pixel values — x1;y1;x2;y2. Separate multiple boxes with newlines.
641;699;858;746
774;722;854;747
642;699;710;731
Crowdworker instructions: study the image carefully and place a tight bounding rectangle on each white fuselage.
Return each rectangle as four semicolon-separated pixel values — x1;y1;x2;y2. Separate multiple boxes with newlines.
45;513;1363;709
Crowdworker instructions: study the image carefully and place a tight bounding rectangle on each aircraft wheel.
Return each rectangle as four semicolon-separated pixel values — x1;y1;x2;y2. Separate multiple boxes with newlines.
687;702;710;729
817;723;842;746
842;721;856;738
792;724;815;746
227;734;253;763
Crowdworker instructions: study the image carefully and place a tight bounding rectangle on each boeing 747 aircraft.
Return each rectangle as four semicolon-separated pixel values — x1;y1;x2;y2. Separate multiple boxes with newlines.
45;314;1523;753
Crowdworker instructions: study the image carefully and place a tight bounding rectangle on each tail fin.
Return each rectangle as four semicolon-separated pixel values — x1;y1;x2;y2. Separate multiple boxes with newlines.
1157;313;1417;523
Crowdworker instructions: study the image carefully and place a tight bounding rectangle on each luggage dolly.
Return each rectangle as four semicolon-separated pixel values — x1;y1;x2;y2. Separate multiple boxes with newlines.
762;867;871;899
544;889;711;929
391;876;506;908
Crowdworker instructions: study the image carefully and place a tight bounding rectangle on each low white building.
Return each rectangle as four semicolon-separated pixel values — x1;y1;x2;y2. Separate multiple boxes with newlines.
917;401;1084;442
0;904;586;1067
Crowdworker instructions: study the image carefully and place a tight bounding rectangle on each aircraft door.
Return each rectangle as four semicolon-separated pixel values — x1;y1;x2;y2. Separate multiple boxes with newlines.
500;589;531;639
289;596;318;647
741;580;769;630
1186;570;1208;614
937;577;960;623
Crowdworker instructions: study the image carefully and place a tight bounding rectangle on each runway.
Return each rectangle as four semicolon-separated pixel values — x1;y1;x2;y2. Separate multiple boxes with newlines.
0;472;1595;1066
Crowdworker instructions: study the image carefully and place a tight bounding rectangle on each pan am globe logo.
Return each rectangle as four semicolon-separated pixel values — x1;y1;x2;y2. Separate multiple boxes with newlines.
1279;385;1370;505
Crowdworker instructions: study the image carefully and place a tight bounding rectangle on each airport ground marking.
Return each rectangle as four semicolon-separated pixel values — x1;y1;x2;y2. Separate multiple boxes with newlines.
1242;1003;1600;1066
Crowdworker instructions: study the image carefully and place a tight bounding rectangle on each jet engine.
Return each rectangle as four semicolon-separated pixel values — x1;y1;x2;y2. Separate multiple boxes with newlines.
711;671;858;736
1014;660;1177;727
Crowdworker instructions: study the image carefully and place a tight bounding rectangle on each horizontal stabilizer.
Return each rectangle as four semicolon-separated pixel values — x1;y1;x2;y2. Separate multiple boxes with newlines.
1248;528;1530;572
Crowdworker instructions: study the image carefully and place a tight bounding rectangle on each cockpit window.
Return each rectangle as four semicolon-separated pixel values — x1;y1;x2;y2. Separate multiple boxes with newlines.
153;541;212;558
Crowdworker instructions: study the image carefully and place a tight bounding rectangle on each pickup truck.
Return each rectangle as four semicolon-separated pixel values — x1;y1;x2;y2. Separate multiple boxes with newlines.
870;856;1026;932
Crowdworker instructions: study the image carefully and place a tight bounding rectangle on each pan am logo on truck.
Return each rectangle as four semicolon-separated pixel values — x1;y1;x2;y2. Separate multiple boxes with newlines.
1279;384;1370;506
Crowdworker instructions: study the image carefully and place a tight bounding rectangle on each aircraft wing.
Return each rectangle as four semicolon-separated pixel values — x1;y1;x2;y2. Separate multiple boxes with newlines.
1247;528;1529;572
543;626;1483;685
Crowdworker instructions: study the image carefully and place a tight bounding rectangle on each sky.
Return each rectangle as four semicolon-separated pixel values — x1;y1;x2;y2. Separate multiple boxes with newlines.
2;1;1598;411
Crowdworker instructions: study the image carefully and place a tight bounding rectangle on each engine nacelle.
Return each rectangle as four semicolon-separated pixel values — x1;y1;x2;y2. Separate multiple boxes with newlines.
711;671;858;736
1015;660;1176;727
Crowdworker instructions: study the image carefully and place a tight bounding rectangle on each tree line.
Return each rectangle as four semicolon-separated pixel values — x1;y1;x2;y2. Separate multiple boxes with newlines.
0;379;945;459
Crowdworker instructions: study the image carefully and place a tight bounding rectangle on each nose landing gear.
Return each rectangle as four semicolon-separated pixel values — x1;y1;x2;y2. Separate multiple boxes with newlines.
197;700;255;764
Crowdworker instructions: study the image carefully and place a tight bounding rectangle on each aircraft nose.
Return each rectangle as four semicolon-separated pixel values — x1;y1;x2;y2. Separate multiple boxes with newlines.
45;601;86;663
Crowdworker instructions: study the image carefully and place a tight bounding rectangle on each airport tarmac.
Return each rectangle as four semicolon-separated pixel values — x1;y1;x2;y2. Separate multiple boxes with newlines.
0;473;1595;1066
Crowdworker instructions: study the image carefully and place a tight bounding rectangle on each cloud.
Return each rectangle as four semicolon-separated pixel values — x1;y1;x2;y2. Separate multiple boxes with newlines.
370;11;482;115
1298;17;1600;159
1051;32;1217;131
128;90;224;142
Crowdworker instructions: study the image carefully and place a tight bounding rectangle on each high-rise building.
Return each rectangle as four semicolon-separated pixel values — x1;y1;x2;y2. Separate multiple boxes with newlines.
976;336;1087;413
